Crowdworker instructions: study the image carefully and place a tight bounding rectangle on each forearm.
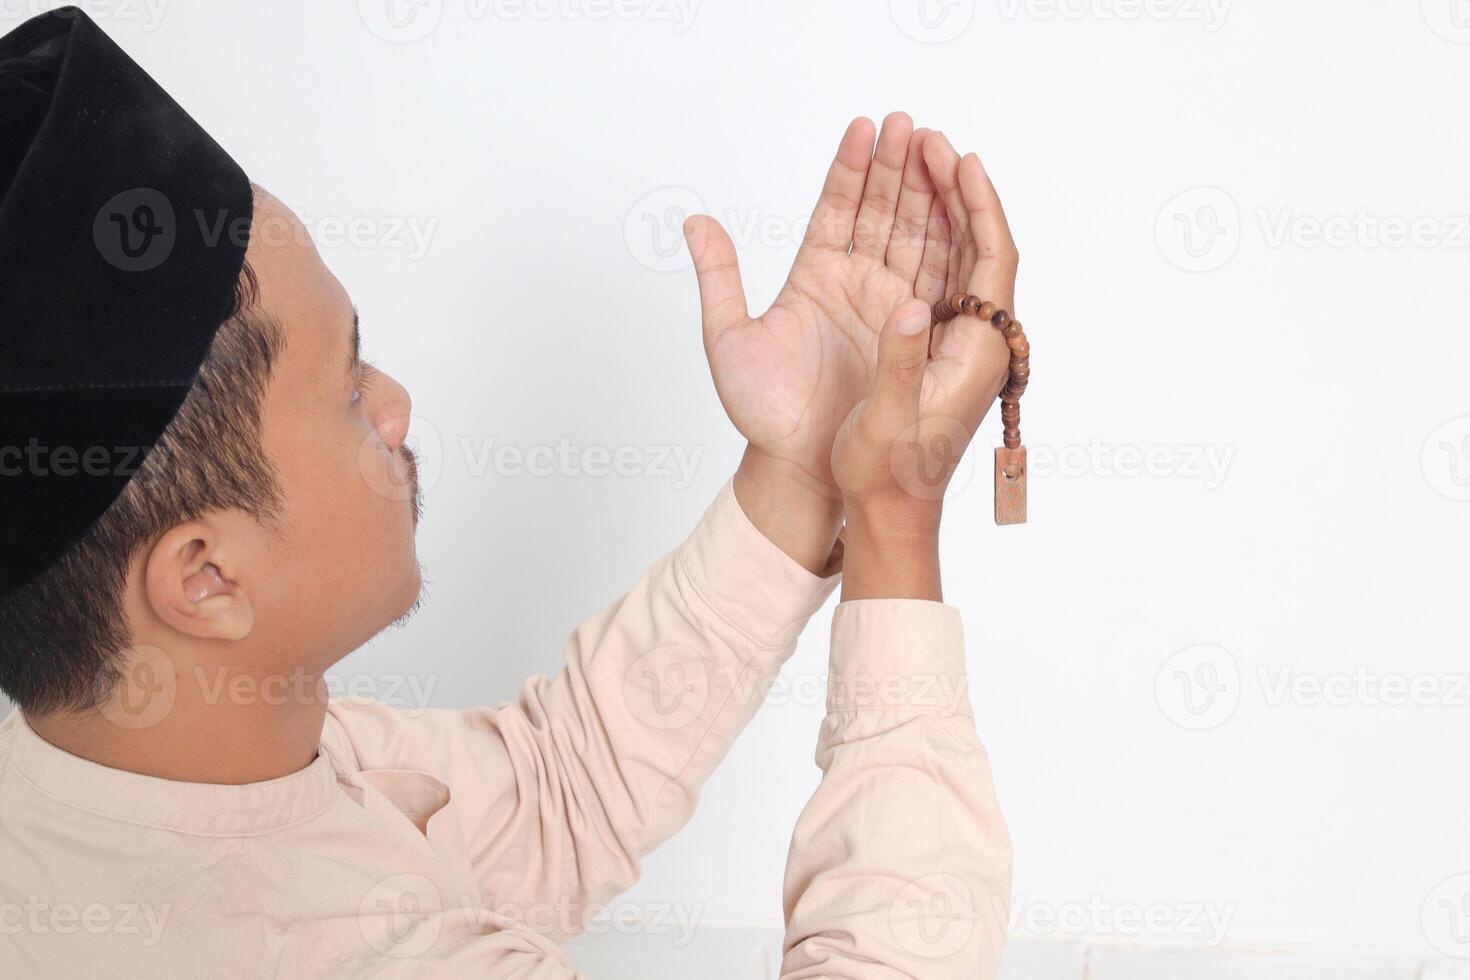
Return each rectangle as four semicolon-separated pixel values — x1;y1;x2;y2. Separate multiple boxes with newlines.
780;602;1012;979
328;484;837;939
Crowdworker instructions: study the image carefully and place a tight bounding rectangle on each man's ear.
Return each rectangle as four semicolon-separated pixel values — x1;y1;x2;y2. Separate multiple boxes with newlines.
143;520;255;641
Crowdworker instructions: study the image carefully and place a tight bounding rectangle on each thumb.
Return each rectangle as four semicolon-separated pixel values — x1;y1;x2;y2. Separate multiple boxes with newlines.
870;298;932;432
684;215;749;344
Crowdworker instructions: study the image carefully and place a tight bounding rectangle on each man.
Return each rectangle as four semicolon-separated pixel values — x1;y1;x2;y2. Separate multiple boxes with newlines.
0;7;1017;977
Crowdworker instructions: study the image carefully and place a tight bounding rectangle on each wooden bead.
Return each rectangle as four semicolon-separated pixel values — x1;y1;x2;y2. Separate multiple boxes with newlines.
923;294;1032;499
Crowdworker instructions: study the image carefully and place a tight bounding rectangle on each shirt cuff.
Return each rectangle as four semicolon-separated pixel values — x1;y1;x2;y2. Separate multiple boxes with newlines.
676;479;840;650
828;599;970;717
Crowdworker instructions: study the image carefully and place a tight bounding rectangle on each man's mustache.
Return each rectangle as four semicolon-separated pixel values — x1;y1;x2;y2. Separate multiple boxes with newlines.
400;442;423;526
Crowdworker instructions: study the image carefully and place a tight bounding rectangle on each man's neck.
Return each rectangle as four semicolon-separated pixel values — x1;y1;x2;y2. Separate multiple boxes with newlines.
26;678;329;785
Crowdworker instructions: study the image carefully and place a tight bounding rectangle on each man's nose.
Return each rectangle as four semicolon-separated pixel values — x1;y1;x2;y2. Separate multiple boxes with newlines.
372;372;414;451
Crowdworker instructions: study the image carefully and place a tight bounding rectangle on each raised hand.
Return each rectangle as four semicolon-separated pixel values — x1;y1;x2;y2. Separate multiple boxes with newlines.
830;140;1021;586
910;134;1018;445
684;113;956;503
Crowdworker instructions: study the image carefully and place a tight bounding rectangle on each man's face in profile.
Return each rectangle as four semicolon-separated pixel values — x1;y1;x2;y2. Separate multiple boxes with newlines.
239;188;424;664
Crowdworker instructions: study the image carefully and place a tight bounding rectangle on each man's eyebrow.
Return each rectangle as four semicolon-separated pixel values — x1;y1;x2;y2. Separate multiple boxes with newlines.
348;307;361;374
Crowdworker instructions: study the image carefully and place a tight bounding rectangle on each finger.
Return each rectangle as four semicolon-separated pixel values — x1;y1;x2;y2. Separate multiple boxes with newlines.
684;215;749;345
885;127;937;285
957;152;1020;308
922;131;972;295
802;117;878;252
870;298;932;434
914;193;951;307
852;111;914;259
917;196;953;355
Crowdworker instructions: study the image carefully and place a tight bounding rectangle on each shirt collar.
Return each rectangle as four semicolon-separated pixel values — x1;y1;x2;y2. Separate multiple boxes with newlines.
4;711;337;837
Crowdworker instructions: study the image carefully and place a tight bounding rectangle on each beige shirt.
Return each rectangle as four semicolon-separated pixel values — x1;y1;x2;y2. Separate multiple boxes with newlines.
0;483;1011;978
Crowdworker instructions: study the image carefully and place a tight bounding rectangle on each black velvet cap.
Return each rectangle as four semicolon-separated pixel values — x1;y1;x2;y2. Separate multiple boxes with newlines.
0;7;252;599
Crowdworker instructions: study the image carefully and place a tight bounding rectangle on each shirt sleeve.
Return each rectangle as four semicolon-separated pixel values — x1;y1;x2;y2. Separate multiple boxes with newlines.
778;600;1013;979
320;480;839;943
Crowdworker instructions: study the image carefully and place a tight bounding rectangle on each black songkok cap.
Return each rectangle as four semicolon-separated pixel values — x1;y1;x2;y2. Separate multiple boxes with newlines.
0;7;252;599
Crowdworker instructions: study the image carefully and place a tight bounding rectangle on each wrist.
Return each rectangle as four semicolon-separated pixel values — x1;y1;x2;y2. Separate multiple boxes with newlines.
844;493;943;545
840;495;942;602
733;446;844;576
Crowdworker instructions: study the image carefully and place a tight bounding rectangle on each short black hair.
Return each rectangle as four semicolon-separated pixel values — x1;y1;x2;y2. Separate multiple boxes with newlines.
0;261;285;713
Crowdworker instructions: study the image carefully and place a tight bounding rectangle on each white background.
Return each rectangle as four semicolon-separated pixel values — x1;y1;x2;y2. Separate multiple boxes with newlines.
7;0;1470;972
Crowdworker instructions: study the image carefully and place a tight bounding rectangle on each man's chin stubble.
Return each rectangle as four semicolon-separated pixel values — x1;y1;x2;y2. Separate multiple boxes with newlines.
390;568;428;630
396;441;427;628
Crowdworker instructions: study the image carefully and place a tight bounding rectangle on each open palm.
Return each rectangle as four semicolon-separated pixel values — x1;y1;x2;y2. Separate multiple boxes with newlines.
831;139;1023;508
685;114;1015;497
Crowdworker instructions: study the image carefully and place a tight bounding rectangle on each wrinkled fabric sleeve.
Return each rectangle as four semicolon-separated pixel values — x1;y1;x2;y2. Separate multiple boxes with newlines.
321;480;838;944
779;600;1013;979
315;603;1011;980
